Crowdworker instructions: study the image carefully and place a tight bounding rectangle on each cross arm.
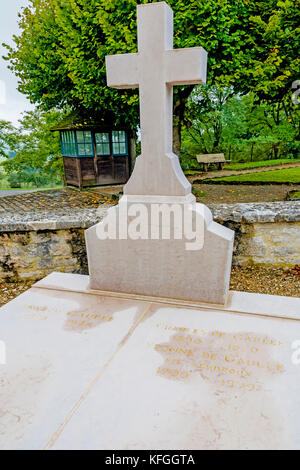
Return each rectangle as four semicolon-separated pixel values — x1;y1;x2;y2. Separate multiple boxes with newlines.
166;47;207;86
106;53;139;89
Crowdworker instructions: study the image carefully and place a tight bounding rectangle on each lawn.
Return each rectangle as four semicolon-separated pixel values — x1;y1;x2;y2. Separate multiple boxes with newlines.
184;158;300;175
224;158;300;171
209;167;300;184
184;169;206;175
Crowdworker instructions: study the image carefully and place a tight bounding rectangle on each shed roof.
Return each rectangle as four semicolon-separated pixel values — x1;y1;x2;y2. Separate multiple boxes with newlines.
50;110;129;132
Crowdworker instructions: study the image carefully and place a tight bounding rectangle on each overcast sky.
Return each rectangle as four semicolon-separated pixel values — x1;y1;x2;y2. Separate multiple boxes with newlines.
0;0;33;126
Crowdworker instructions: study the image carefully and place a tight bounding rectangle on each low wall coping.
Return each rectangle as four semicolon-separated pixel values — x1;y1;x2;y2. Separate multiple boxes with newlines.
0;201;299;232
210;201;300;224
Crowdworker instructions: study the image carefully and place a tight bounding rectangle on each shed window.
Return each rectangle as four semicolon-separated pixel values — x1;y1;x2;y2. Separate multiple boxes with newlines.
76;131;94;156
61;131;77;157
112;131;127;156
95;133;110;156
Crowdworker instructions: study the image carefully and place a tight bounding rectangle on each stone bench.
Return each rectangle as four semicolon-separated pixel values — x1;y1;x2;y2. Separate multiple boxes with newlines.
196;153;230;171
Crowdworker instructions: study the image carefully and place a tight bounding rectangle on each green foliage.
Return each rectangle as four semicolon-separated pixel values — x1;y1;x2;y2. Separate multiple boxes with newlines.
4;0;139;128
0;121;18;158
7;172;23;188
7;169;58;188
225;158;300;170
245;0;300;102
180;84;300;168
0;161;8;186
183;85;236;155
290;190;300;199
2;109;65;185
192;187;206;198
4;0;299;138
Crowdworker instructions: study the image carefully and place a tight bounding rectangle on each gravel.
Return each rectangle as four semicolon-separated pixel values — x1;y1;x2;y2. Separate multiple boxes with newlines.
191;183;300;204
230;266;300;298
0;281;35;307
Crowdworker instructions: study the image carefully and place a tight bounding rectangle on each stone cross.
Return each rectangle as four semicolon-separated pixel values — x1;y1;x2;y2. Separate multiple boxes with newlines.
106;1;207;196
87;2;233;304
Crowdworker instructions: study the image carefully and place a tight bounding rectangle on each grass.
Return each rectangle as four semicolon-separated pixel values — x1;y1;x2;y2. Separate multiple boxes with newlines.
209;167;300;184
225;158;300;171
288;190;300;199
192;187;206;198
183;158;300;174
184;169;204;175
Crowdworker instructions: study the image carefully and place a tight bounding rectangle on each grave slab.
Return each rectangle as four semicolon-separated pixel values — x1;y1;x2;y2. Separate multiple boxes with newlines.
0;273;299;450
0;282;148;450
49;293;300;450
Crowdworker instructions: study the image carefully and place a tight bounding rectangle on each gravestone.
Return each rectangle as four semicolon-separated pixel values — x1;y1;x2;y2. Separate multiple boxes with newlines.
0;273;299;450
85;1;234;305
0;2;299;451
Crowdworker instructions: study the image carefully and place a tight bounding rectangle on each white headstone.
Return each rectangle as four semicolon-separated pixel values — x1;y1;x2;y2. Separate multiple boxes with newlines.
86;2;234;304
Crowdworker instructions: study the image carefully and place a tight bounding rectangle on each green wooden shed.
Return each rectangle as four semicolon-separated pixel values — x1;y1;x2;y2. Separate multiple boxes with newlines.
51;111;136;188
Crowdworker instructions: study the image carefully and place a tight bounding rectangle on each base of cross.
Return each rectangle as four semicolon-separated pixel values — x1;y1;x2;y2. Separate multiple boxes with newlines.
123;152;191;197
85;194;234;305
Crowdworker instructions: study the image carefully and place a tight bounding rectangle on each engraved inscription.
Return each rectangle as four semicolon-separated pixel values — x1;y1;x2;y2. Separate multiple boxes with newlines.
152;324;285;392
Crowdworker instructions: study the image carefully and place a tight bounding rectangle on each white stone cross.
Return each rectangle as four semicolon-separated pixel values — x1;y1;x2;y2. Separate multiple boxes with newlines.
106;1;207;196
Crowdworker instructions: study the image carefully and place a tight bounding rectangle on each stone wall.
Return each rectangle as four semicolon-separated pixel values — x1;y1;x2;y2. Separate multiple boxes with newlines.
0;202;299;281
0;228;88;281
212;202;300;267
232;222;300;266
0;206;104;282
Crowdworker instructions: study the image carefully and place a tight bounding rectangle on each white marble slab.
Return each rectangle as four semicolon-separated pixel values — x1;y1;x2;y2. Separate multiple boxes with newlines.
50;302;300;450
0;286;148;450
1;273;300;450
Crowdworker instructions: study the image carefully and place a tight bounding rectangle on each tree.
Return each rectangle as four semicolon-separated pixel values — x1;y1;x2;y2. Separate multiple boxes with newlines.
183;85;236;155
241;94;300;159
4;0;299;154
243;0;300;103
2;109;65;183
0;121;18;158
181;86;299;167
181;86;246;166
0;162;7;186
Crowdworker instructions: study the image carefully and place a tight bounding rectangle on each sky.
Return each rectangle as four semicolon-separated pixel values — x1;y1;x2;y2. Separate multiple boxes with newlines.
0;0;33;126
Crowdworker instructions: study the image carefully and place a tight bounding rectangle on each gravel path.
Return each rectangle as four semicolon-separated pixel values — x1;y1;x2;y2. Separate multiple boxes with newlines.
192;183;300;204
